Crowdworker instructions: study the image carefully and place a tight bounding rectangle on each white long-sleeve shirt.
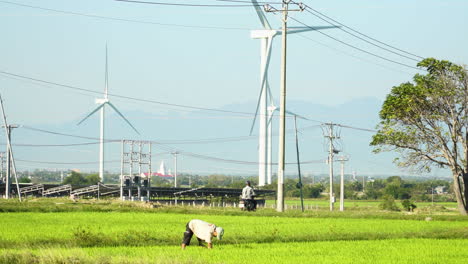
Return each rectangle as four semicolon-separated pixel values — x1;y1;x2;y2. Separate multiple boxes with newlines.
242;185;255;199
188;219;216;243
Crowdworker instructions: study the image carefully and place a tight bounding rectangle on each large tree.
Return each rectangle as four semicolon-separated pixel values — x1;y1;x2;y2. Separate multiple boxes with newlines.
371;58;468;215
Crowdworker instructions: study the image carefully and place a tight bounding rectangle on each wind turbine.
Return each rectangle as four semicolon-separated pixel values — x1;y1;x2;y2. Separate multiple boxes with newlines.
249;0;337;186
78;46;139;182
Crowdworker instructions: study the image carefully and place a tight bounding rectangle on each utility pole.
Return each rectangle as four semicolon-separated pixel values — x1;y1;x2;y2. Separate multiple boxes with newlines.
0;94;21;201
265;0;304;213
4;125;18;199
5;125;14;198
172;151;179;187
338;156;349;211
325;123;339;211
0;152;5;184
293;115;304;212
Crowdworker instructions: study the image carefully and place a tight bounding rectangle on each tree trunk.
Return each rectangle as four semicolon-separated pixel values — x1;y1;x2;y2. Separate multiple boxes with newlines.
453;171;468;215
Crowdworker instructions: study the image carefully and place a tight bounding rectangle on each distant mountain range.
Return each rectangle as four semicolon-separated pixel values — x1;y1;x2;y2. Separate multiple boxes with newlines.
9;97;449;179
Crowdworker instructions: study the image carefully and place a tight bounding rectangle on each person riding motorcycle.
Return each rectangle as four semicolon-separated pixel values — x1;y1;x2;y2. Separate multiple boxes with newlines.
241;181;257;211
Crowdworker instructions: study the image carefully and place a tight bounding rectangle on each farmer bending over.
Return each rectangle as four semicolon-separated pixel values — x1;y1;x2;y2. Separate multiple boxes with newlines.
181;219;224;249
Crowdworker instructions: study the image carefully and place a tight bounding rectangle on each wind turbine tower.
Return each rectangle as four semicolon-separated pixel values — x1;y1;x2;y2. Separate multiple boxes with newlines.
78;46;139;182
249;0;337;186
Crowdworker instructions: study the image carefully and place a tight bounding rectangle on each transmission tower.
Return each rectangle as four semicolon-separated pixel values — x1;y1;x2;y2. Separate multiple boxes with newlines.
121;140;152;200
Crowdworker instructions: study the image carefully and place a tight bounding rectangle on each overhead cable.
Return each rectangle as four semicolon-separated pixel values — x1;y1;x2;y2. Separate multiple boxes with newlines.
287;16;423;71
15;158;120;165
115;0;261;7
19;125;325;165
0;142;102;147
0;0;248;30
0;70;324;122
0;70;253;116
336;124;377;133
20;124;322;145
299;3;424;61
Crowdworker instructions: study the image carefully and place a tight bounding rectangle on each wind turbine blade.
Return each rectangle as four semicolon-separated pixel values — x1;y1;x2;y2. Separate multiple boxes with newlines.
77;104;105;125
267;109;274;128
266;82;274;106
249;37;274;135
105;44;109;99
249;89;263;136
251;0;271;30
107;102;140;135
287;26;339;35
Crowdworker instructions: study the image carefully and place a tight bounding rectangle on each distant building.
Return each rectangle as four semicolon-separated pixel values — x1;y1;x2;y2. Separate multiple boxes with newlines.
158;161;166;175
434;186;448;194
139;161;173;178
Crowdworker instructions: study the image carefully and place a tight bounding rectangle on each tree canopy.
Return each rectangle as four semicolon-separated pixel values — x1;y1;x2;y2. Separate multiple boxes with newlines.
63;171;100;186
371;58;468;215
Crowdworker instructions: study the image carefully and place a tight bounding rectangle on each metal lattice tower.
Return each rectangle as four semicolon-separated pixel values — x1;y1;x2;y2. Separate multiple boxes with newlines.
121;140;152;200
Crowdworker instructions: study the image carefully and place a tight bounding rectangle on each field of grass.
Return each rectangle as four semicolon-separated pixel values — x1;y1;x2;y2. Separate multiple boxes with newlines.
265;199;458;210
0;198;467;263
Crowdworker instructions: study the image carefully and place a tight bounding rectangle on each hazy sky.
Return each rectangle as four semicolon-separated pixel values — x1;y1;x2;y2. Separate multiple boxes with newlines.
0;0;466;177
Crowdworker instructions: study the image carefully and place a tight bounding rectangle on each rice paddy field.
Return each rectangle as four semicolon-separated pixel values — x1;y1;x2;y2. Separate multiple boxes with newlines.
0;198;467;264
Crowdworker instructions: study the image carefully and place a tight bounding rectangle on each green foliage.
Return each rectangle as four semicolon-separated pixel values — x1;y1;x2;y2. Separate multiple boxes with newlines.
348;181;363;192
401;199;417;212
370;58;468;213
62;171;87;185
85;174;100;185
62;172;101;185
18;177;31;183
303;184;324;198
363;185;381;200
379;195;400;211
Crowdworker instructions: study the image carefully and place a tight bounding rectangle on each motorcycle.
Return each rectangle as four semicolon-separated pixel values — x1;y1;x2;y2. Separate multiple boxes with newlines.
239;198;257;211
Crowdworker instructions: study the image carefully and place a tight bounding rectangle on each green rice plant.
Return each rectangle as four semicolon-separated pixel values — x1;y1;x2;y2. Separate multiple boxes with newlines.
0;212;467;249
1;239;467;264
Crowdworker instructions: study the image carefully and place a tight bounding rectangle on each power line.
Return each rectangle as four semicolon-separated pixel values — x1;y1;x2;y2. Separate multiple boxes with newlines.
336;124;377;133
287;16;423;71
301;7;420;62
0;142;103;147
181;150;324;165
293;33;413;75
21;126;105;141
0;69;254;116
300;3;424;61
115;0;262;7
0;0;249;31
18;125;326;166
20;123;322;145
15;158;120;165
0;69;327;123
